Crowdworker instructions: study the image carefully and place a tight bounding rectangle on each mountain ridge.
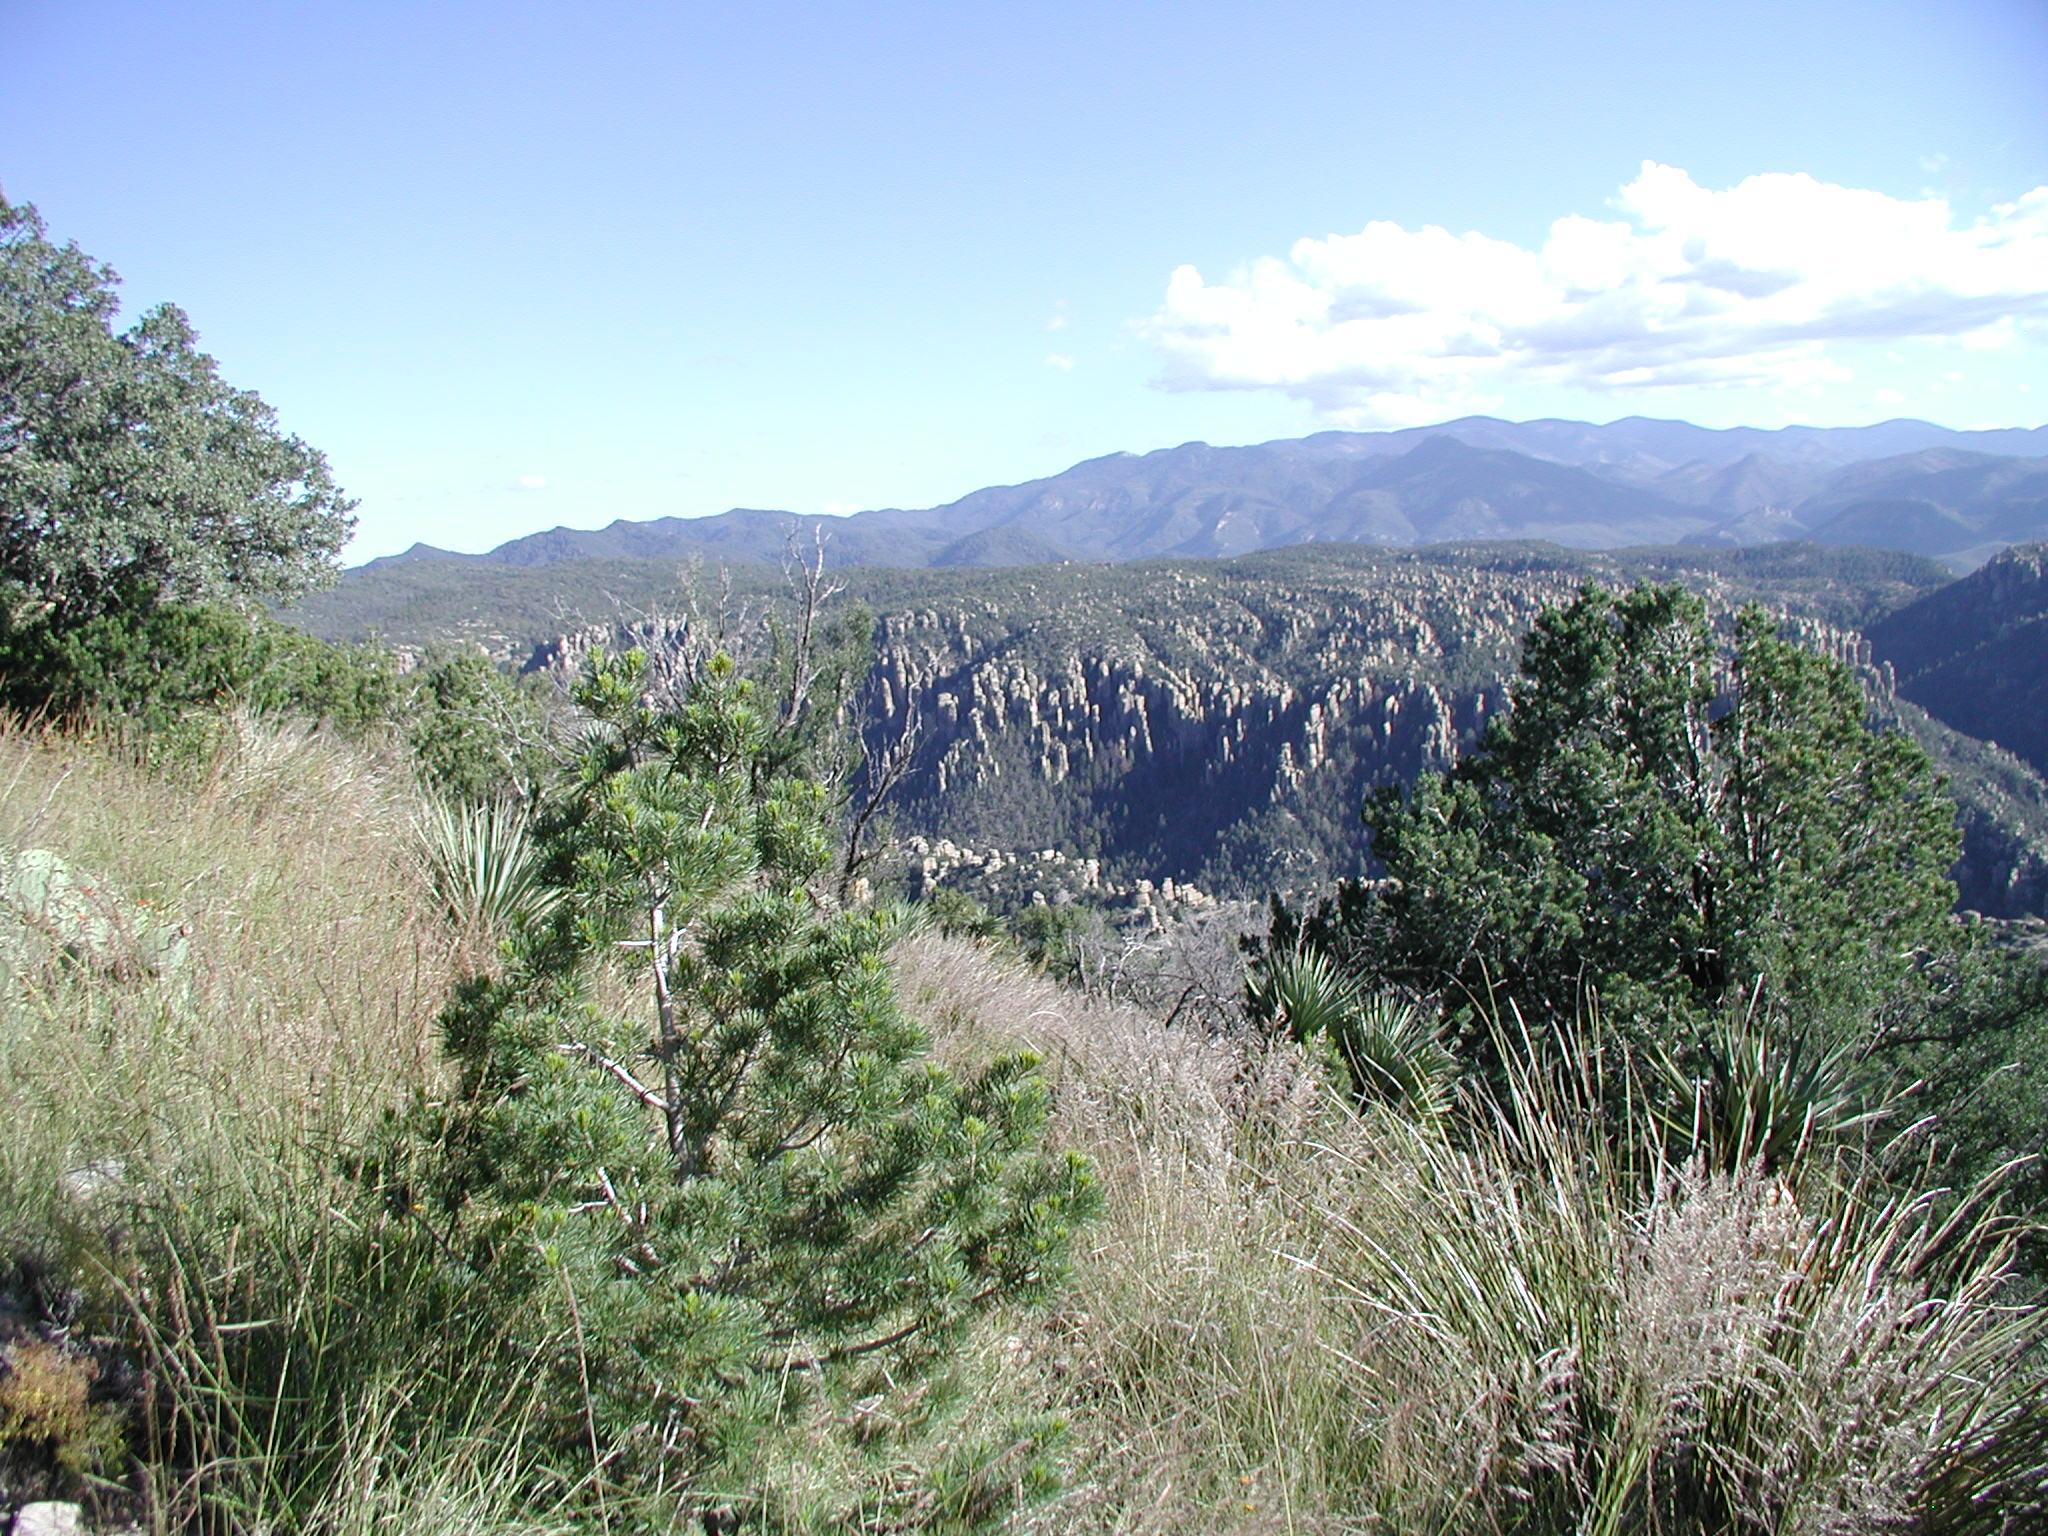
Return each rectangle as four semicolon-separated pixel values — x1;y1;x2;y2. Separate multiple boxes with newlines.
1869;542;2048;779
360;416;2048;577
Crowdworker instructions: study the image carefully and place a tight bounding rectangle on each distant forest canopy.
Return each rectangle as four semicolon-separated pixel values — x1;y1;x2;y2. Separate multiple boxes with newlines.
289;539;2048;920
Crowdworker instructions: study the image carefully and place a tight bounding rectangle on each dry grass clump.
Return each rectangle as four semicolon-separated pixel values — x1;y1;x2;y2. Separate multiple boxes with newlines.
0;714;448;1196
0;716;515;1530
0;709;448;1166
894;932;2048;1535
896;932;1366;1534
1302;1097;2042;1533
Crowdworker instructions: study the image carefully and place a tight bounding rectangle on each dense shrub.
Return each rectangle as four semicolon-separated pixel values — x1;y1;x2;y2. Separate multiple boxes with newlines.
0;589;395;739
403;650;555;806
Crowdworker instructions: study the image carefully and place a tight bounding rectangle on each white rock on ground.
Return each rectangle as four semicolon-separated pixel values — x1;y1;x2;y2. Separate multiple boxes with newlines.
12;1503;85;1536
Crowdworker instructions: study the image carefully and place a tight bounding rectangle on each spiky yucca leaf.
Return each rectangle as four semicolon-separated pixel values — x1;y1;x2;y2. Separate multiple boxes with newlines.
1336;990;1461;1122
416;797;560;944
1658;1011;1887;1174
1251;947;1359;1043
1254;950;1458;1120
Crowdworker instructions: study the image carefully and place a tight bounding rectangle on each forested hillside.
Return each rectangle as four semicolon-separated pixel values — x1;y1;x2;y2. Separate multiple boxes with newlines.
1871;542;2048;778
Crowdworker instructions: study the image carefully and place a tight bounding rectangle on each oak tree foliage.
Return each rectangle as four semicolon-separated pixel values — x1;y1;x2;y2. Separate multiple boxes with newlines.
0;196;353;631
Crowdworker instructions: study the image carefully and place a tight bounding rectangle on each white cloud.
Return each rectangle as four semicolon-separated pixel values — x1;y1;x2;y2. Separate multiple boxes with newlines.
1957;316;2020;350
820;499;863;516
1044;352;1076;371
1046;299;1071;332
1141;163;2048;425
513;473;548;491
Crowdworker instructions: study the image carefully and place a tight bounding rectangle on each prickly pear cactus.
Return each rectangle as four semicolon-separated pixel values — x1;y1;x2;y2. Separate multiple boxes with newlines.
0;848;190;980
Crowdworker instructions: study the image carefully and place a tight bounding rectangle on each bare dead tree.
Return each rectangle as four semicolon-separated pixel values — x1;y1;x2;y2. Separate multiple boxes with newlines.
779;524;845;734
476;674;573;798
838;709;923;901
672;557;760;663
1065;902;1265;1033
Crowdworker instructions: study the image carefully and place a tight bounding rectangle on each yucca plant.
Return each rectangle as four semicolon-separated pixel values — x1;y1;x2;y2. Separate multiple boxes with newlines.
416;796;559;951
1252;948;1458;1120
1656;1007;1890;1174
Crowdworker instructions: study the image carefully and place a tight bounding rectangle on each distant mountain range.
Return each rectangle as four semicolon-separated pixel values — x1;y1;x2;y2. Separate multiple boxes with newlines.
369;416;2048;575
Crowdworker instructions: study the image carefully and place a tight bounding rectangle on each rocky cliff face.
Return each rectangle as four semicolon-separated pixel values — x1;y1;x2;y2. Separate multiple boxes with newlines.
518;545;2048;915
847;557;1552;892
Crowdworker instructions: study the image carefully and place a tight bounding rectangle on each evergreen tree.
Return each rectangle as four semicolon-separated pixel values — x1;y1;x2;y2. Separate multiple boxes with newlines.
377;647;1097;1523
1263;584;1964;1072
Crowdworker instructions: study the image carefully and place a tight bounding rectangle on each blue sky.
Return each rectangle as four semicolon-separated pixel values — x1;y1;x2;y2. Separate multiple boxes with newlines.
4;0;2045;560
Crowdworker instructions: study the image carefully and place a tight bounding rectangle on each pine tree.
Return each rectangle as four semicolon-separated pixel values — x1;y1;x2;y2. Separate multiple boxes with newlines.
378;648;1098;1522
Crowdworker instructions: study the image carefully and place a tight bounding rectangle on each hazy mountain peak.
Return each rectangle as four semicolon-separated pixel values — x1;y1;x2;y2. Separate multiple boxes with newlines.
348;416;2048;575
